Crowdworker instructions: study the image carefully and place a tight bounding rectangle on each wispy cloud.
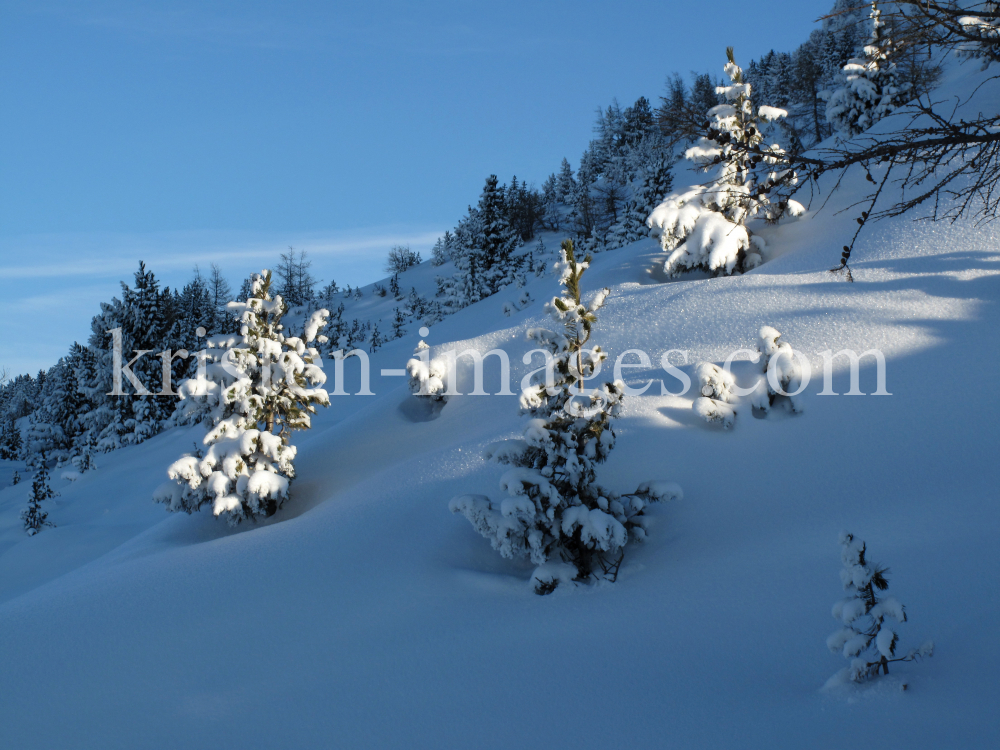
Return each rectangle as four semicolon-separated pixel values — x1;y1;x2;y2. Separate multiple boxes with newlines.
0;228;444;281
0;226;445;375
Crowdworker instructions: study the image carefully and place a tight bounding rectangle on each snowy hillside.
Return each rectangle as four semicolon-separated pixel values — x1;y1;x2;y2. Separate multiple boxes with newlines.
4;35;1000;750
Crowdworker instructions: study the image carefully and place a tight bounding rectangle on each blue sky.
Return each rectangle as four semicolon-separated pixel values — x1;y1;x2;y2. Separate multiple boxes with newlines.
1;0;822;375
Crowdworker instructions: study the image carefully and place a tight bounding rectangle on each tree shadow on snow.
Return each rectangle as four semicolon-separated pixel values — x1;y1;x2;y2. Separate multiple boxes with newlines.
398;396;446;423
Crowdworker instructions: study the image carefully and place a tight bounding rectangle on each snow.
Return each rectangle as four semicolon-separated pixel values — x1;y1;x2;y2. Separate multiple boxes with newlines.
758;105;788;121
634;480;683;503
876;627;898;659
1;50;1000;750
693;396;737;428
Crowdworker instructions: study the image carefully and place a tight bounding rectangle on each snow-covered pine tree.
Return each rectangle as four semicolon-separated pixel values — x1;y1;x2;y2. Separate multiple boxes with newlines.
431;234;450;266
0;419;22;460
692;362;738;428
540;173;560;229
450;240;682;594
21;462;57;535
345;319;360;349
406;287;425;317
634;156;674;220
71;442;96;473
750;326;805;414
824;2;910;138
541;172;557;203
369;323;383;352
80;300;124;453
171;272;213;379
320;278;340;303
320;303;346;355
421;299;445;327
569;151;599;242
477;175;522;292
389;274;400;300
648;48;804;278
153;271;331;525
167;328;241;430
605;199;649;249
90;262;177;451
392;308;406;340
124;262;176;436
406;339;448;412
26;356;88;463
12;470;20;485
827;532;934;683
67;340;105;455
533;237;548;277
556;157;577;203
501;288;534;318
0;373;36;425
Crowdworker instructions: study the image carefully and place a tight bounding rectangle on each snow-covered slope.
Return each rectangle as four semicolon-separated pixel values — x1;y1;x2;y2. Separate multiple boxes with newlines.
2;76;1000;750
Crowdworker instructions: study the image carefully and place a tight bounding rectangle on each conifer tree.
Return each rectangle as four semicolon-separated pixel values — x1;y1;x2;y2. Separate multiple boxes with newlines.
92;262;177;449
750;326;805;414
70;335;107;454
569;153;599;240
477;175;521;290
556;157;577;202
12;470;20;485
450;240;682;593
173;272;213;364
320;278;340;304
0;419;22;460
406;339;449;414
24;358;82;462
369;323;383;353
345;319;360;349
649;49;804;277
431;236;450;266
81;301;124;453
406;287;425;318
606;200;650;249
824;2;910;138
634;157;674;220
692;362;738;428
392;308;406;340
827;532;933;682
154;270;330;524
72;444;96;473
21;462;57;535
324;303;346;353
